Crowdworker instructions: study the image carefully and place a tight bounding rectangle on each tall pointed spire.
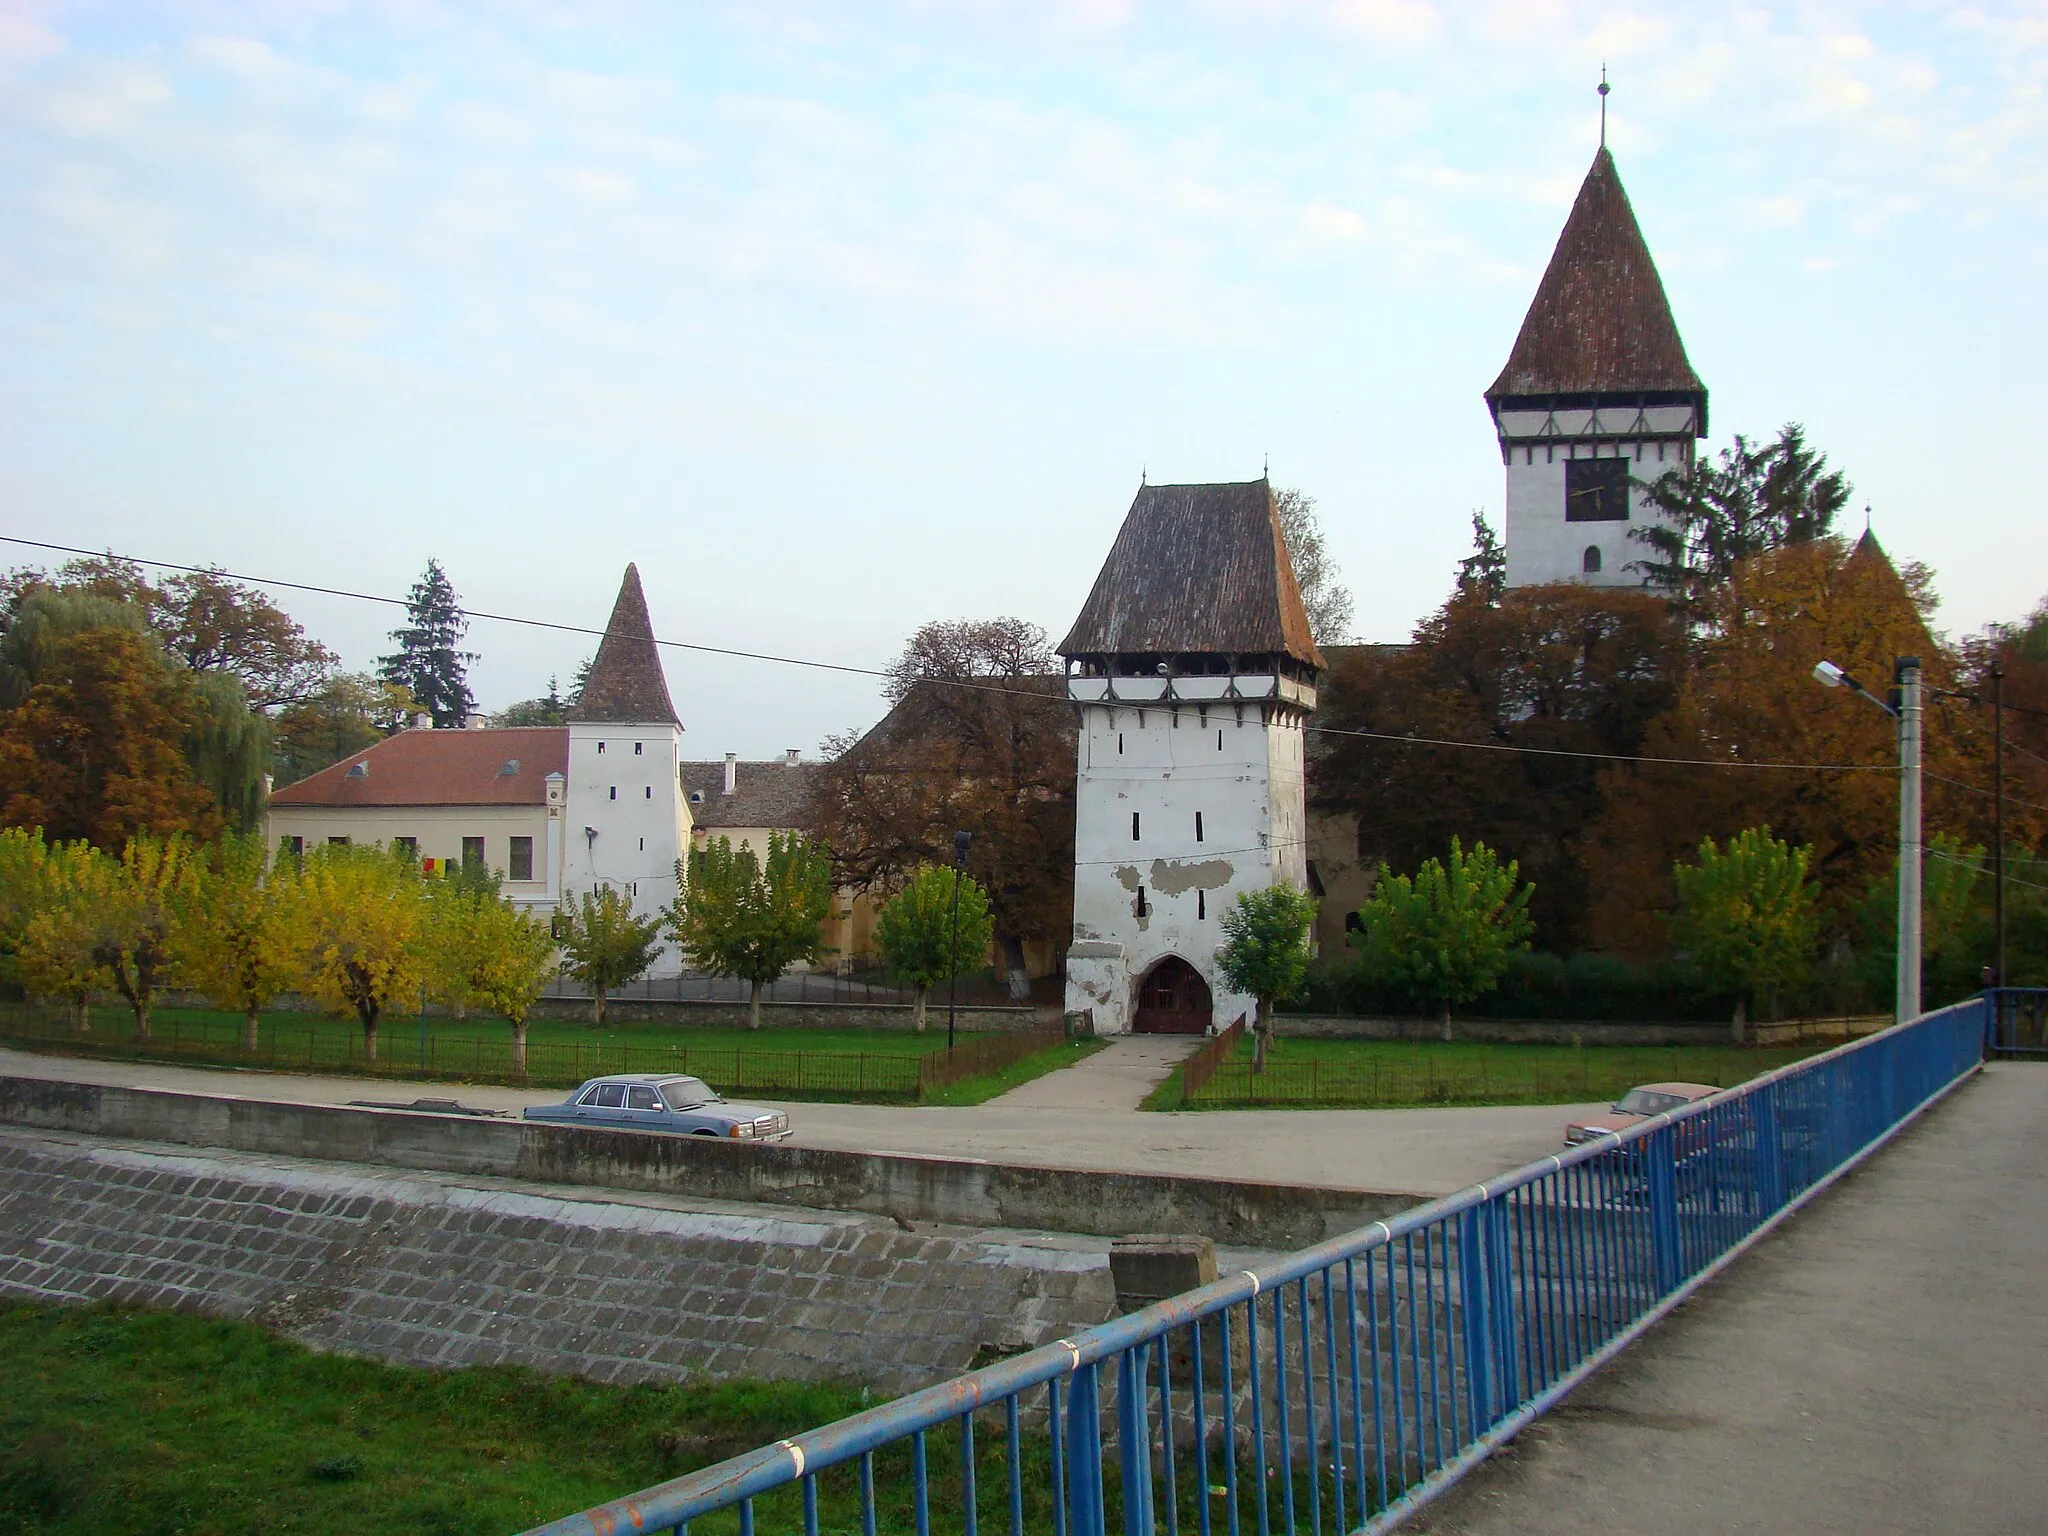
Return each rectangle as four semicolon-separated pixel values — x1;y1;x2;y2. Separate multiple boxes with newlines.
568;563;681;725
1486;146;1705;414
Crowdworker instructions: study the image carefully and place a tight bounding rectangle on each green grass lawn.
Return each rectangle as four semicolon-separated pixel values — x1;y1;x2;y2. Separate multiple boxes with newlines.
1148;1033;1832;1111
0;1005;1086;1106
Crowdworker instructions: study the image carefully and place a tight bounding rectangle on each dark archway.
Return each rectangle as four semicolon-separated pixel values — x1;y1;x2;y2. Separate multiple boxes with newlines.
1133;956;1213;1035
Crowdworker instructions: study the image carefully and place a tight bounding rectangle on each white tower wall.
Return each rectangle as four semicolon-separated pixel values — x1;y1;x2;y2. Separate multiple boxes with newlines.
565;721;691;973
1496;407;1697;589
1064;679;1313;1036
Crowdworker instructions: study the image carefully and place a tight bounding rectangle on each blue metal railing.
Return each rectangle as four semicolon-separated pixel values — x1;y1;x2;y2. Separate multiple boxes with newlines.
523;997;1988;1536
1985;987;2048;1057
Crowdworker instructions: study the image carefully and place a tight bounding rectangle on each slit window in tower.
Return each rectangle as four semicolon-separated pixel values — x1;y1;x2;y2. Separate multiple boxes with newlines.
1118;733;1125;754
635;742;643;755
1136;886;1147;918
645;786;652;799
1217;730;1224;751
1195;811;1204;843
1198;889;1206;919
1132;812;1141;841
609;786;617;800
1565;456;1630;522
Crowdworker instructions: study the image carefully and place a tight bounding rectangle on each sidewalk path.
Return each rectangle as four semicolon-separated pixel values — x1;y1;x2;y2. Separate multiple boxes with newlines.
1413;1062;2048;1536
983;1034;1201;1111
0;1046;1600;1196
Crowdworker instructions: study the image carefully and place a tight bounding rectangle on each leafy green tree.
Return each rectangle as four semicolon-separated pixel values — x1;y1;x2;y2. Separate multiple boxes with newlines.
0;826;51;991
295;842;427;1061
1852;833;1996;1008
1671;826;1819;1041
1216;883;1321;1071
1273;487;1354;646
272;673;414;785
377;559;477;730
18;840;117;1032
1454;511;1507;603
496;676;570;727
873;866;996;1033
173;831;303;1052
425;864;557;1072
92;832;193;1037
1355;838;1535;1041
558;885;662;1026
668;833;835;1031
1632;423;1852;621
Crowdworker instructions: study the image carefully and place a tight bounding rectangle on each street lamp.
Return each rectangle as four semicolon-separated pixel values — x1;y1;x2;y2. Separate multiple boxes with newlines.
1813;656;1923;1024
946;829;973;1052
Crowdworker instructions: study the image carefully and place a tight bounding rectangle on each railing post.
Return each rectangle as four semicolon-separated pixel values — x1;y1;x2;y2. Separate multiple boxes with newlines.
1067;1361;1108;1536
1752;1080;1786;1217
1457;1206;1493;1432
1647;1126;1683;1295
1116;1346;1154;1536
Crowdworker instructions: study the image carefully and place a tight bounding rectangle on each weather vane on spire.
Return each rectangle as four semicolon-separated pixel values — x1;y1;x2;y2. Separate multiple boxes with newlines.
1598;66;1610;148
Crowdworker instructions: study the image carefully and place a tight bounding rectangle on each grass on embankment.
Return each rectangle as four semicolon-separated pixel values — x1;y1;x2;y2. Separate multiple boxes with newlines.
0;1006;1092;1106
0;1299;875;1536
1144;1034;1831;1111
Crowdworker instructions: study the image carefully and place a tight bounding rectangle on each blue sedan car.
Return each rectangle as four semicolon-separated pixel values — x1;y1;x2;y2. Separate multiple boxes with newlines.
523;1073;792;1141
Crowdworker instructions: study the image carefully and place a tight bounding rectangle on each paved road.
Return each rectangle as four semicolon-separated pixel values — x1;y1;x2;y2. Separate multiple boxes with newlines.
0;1046;1599;1196
1412;1062;2048;1536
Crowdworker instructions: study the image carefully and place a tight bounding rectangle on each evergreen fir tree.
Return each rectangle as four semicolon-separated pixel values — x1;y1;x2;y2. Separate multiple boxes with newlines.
1455;512;1507;603
378;559;477;729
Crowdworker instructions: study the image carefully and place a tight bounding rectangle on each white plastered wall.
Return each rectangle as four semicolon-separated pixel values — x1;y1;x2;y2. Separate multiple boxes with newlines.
1496;404;1696;590
565;722;691;972
1064;694;1310;1035
262;804;560;908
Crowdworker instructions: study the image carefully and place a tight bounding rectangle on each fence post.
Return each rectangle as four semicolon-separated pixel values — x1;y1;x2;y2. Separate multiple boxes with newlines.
1115;1346;1154;1536
1752;1079;1786;1216
1647;1126;1683;1294
1458;1205;1494;1431
1066;1360;1107;1536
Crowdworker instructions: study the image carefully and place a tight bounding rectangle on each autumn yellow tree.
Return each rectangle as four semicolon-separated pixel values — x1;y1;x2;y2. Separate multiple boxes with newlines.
17;841;117;1032
295;841;425;1062
424;863;557;1073
173;831;303;1052
91;832;194;1038
0;826;51;990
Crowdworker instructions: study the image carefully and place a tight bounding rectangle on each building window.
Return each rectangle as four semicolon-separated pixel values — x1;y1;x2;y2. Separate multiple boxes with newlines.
635;742;643;755
1195;811;1204;843
1217;730;1224;751
609;786;617;800
598;742;606;754
1118;733;1124;754
284;836;304;857
462;836;485;868
1565;456;1629;522
1197;889;1206;919
509;836;534;881
327;835;350;846
639;837;645;851
394;836;417;855
1136;885;1148;918
1583;544;1603;574
1132;812;1141;841
644;785;652;799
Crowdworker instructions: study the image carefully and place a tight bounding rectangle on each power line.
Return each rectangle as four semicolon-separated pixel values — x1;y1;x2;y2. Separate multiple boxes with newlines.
0;532;1952;781
1926;844;2048;894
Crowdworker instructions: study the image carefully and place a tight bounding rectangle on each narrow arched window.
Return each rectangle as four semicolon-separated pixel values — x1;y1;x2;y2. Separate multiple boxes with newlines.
1582;545;1603;575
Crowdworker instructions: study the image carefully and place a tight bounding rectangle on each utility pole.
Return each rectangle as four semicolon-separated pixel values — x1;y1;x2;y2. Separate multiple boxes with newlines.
1896;657;1923;1026
946;829;972;1053
1993;660;2007;990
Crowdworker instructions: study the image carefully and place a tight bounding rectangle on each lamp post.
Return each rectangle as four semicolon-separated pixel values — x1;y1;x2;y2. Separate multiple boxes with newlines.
946;829;973;1053
1812;656;1922;1024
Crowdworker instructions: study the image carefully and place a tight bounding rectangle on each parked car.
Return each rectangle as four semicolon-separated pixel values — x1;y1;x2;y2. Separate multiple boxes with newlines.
1564;1082;1722;1147
523;1074;792;1141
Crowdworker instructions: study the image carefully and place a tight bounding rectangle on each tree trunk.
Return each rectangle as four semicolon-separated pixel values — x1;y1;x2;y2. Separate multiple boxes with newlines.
70;994;89;1034
1253;1000;1273;1074
243;1007;261;1054
360;1002;380;1063
592;984;607;1027
912;986;929;1033
747;979;763;1032
1000;936;1030;1001
1731;992;1748;1046
133;995;152;1039
1440;999;1453;1043
512;1018;529;1078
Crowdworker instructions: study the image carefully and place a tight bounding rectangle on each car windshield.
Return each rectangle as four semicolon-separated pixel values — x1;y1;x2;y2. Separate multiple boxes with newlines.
1614;1088;1692;1116
658;1078;719;1110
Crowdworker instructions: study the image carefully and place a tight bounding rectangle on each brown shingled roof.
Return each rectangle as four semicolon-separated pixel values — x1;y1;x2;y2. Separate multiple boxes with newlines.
1057;480;1323;667
682;760;821;831
269;727;568;808
1487;148;1705;414
570;563;681;726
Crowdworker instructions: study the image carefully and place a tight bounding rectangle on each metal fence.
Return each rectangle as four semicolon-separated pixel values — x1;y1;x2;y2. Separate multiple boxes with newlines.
0;1005;1064;1103
1174;1017;1246;1106
1985;987;2048;1057
524;995;1988;1536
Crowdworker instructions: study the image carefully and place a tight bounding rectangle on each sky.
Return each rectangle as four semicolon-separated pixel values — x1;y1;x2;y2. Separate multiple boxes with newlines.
3;1;2046;758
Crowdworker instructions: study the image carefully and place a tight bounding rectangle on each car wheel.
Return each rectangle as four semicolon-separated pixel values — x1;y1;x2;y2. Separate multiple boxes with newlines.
691;1129;719;1137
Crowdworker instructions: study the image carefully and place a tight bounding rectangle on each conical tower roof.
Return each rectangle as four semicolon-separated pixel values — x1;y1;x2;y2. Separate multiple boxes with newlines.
1057;480;1322;668
1487;147;1705;412
569;563;681;725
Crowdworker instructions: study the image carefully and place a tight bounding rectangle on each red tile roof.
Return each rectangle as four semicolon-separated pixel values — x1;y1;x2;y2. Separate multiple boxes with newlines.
269;727;569;808
1487;148;1705;413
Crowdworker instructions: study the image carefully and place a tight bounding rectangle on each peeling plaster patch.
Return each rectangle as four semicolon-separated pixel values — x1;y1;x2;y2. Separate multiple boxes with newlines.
1148;858;1232;896
1113;865;1141;893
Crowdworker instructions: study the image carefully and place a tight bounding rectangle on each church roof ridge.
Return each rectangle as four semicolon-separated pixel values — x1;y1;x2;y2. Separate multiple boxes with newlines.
1487;146;1705;414
1057;479;1322;667
569;563;682;726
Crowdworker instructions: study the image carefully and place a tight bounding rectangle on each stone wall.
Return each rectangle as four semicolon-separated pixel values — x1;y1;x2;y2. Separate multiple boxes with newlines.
0;1127;1112;1394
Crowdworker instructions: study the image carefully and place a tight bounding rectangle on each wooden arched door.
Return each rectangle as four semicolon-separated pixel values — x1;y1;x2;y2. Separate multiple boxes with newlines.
1133;957;1213;1035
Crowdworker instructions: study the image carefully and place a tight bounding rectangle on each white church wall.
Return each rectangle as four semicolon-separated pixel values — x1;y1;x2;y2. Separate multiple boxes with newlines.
1066;698;1309;1035
565;722;691;972
1502;438;1688;589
